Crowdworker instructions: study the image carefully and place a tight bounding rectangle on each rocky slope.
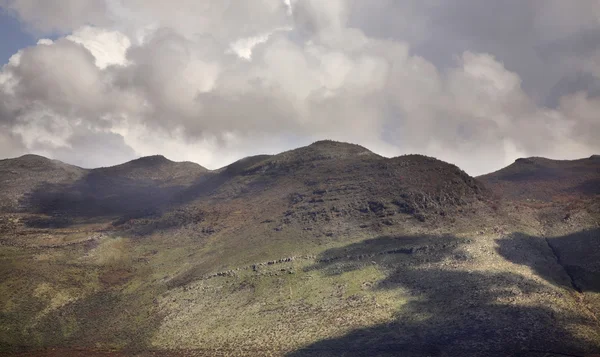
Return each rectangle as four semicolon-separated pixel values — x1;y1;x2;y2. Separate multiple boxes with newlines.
0;141;599;357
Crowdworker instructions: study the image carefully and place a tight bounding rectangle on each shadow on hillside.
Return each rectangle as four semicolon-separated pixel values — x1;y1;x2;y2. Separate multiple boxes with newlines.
19;172;185;221
288;232;600;357
170;171;233;204
574;179;600;195
21;215;75;228
171;155;275;205
496;229;600;293
18;168;253;233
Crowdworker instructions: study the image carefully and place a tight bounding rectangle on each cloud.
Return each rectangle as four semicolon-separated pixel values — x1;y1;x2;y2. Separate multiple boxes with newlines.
1;0;108;35
9;39;106;113
0;128;26;158
51;128;137;168
0;0;598;175
292;0;348;34
66;26;131;69
347;0;600;106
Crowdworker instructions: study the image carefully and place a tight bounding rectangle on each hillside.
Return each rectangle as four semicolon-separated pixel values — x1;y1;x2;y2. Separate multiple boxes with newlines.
0;154;208;219
0;142;599;356
0;155;86;212
479;155;600;202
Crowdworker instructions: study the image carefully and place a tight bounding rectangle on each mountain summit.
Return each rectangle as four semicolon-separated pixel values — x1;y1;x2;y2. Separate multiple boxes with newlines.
96;154;207;184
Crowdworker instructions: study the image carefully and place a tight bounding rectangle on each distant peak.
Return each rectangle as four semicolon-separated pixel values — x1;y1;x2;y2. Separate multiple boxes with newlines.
267;140;376;165
14;154;64;166
514;157;535;164
310;140;339;146
17;154;51;161
131;155;171;164
310;139;363;147
2;154;83;170
307;140;373;153
513;157;550;165
139;155;168;160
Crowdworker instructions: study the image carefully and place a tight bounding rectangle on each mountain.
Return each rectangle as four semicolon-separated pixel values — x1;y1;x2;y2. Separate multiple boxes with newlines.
0;142;599;357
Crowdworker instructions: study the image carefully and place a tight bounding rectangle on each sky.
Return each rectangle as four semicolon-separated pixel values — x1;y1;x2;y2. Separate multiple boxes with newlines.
0;1;599;175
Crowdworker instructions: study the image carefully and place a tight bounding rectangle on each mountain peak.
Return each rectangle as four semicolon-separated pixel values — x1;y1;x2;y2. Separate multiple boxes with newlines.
128;155;172;166
279;140;375;161
308;139;371;151
12;154;55;166
255;141;376;171
2;154;82;171
94;154;207;183
17;154;50;160
513;157;554;165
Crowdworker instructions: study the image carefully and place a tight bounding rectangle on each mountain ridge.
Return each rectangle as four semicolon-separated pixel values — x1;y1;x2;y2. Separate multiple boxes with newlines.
3;143;597;176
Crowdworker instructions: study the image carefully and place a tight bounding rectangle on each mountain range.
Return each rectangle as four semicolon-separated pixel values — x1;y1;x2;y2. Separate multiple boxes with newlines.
0;140;599;356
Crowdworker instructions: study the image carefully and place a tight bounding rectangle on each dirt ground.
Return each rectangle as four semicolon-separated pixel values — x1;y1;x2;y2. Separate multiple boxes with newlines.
3;348;285;357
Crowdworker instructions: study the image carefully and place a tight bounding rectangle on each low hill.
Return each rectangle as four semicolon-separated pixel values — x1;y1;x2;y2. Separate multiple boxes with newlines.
0;155;86;212
479;155;600;202
95;155;207;185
